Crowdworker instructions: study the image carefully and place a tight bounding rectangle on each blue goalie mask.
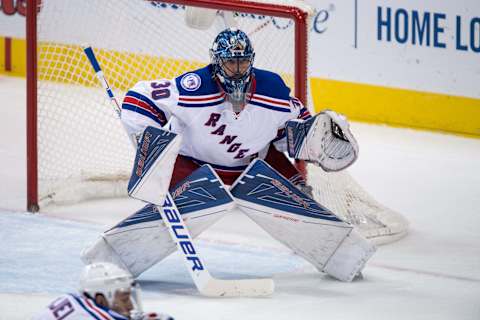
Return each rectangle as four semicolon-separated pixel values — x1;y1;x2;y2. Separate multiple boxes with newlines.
210;28;255;103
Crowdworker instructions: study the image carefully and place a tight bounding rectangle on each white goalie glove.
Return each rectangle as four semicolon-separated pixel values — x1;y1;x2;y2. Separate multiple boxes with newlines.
286;110;359;172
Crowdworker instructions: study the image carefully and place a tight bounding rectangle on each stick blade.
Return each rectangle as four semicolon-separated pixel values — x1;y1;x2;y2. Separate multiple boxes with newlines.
199;278;275;297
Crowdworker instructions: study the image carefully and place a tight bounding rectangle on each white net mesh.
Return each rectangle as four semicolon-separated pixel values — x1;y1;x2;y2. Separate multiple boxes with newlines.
308;165;408;245
34;0;407;243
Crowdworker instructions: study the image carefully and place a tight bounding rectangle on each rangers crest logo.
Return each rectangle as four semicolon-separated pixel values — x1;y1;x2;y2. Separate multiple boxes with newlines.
180;73;201;91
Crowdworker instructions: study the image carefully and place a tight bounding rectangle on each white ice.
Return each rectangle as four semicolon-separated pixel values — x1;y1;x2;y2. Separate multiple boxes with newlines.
0;76;479;320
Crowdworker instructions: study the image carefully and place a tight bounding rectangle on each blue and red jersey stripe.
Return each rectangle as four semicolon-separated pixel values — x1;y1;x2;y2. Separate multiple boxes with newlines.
122;91;168;126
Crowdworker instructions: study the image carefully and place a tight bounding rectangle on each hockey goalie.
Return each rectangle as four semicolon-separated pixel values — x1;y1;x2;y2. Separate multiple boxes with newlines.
81;28;375;295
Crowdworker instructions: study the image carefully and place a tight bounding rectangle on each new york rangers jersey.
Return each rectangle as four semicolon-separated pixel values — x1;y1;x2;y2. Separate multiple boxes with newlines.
32;293;128;320
121;65;310;173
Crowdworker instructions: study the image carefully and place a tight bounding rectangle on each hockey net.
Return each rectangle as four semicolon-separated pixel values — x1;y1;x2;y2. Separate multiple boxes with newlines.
27;0;407;244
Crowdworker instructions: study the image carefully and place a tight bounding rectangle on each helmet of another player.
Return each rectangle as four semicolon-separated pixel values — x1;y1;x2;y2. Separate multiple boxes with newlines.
79;262;142;318
210;28;255;103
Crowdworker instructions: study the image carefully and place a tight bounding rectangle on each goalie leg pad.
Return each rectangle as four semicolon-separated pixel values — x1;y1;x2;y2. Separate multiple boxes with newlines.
128;126;182;206
81;203;227;277
82;165;236;277
81;234;131;271
230;159;375;281
323;229;376;282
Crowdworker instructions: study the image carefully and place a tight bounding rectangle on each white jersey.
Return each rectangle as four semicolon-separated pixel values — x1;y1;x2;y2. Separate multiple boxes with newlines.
32;293;128;320
121;65;310;173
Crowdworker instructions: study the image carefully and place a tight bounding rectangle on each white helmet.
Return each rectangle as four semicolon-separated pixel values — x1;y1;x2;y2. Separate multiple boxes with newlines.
79;263;142;316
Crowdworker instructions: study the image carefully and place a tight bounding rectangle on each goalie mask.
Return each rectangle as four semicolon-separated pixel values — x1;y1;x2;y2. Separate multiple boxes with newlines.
210;28;255;104
80;262;142;318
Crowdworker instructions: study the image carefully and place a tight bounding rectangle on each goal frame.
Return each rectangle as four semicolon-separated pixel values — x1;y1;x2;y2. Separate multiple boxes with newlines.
25;0;310;212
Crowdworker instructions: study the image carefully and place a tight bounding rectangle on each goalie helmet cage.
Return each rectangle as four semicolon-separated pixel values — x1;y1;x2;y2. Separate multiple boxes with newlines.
26;0;408;244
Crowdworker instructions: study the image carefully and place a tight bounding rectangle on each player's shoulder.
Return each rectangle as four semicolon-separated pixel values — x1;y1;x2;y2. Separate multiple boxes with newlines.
252;68;291;100
250;68;293;113
174;65;225;108
175;65;220;96
63;293;122;319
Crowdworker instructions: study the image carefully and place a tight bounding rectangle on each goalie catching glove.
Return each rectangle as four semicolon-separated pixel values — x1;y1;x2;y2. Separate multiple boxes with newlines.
286;110;359;172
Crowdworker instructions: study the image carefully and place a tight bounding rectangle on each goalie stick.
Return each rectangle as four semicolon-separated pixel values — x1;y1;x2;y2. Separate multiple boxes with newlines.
83;46;274;297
